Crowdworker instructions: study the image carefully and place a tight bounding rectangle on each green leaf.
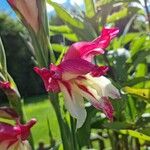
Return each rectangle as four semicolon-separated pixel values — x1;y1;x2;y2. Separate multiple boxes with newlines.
51;44;68;53
50;25;72;34
77;106;97;147
50;25;79;41
48;1;84;29
125;96;137;122
135;63;147;78
56;48;66;65
84;0;95;18
121;33;139;46
125;77;150;86
63;33;79;42
134;63;147;88
119;130;150;141
130;36;146;57
67;21;97;41
0;37;7;76
107;8;128;23
103;122;133;130
136;116;150;128
122;86;150;100
132;51;150;70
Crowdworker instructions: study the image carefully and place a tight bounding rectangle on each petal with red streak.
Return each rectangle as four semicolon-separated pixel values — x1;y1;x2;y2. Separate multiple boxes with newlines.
59;58;108;80
58;81;87;129
34;67;60;92
92;97;114;120
0;107;19;121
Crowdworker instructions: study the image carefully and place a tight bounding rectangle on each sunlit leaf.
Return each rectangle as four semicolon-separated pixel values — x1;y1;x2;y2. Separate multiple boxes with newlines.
51;44;68;53
121;33;139;46
48;1;84;29
123;86;150;100
107;8;128;23
63;33;79;42
130;36;146;57
120;130;150;141
50;25;72;34
84;0;95;18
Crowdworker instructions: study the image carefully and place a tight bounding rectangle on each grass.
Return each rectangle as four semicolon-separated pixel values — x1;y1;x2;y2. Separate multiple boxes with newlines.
24;95;61;147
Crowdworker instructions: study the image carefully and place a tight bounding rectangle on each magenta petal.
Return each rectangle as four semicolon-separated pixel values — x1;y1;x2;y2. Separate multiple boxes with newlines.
63;27;119;62
100;27;119;40
92;97;114;121
0;81;11;89
91;66;109;77
92;27;119;49
0;81;18;97
59;58;97;75
63;42;104;61
34;67;60;92
20;118;36;141
0;123;21;142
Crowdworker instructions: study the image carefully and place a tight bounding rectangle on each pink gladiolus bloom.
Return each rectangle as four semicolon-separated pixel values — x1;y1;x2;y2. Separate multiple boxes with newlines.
0;107;36;150
0;81;20;98
34;27;120;128
7;0;39;32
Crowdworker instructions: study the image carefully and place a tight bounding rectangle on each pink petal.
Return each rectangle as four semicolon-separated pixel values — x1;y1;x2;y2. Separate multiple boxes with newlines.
63;42;104;61
59;58;108;78
0;123;21;142
0;81;10;89
34;67;60;92
0;107;19;121
93;27;119;48
90;66;109;77
7;0;39;32
19;118;36;140
92;97;114;121
59;58;96;75
0;81;17;97
63;27;119;61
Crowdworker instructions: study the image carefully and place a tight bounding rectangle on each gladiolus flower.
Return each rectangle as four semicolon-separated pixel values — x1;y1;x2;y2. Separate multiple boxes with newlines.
0;107;36;150
34;27;120;128
7;0;39;32
0;81;20;99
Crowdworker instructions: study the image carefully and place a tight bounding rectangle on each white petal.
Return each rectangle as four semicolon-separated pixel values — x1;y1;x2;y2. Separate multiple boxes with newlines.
73;82;107;119
6;140;31;150
19;141;31;150
87;75;120;99
58;82;87;129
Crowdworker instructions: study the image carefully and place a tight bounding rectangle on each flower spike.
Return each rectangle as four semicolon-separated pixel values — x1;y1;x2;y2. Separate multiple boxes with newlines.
35;27;120;128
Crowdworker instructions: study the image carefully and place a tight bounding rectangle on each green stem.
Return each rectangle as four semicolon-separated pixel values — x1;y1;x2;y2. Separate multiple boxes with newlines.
103;52;116;81
70;116;79;150
49;93;73;150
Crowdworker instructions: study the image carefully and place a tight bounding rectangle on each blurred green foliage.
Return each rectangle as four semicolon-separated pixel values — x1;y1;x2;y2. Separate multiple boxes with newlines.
0;13;45;100
47;0;150;149
1;0;150;149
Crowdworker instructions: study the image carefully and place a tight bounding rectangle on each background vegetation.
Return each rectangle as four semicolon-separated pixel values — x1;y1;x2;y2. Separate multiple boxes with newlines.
0;0;150;149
